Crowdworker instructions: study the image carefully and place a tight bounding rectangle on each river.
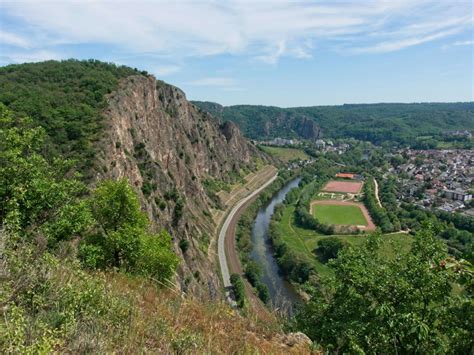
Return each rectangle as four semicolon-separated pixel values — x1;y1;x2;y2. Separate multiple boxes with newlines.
249;177;302;314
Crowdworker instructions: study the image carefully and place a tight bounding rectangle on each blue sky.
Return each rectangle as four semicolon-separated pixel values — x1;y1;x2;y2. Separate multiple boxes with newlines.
1;0;473;107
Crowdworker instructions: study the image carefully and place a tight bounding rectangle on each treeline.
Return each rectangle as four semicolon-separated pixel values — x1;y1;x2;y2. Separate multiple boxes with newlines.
397;203;473;262
363;177;399;233
193;101;474;147
269;204;315;284
293;158;337;234
294;180;334;235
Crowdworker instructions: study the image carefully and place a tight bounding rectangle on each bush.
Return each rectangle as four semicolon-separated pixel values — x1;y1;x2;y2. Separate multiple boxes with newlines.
230;273;246;308
179;239;190;253
137;231;179;282
314;238;346;263
81;179;179;282
244;261;262;287
256;283;270;304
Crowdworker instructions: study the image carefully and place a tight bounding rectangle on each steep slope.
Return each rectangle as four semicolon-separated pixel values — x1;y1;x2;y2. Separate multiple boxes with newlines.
95;75;264;297
193;101;474;145
194;102;322;140
0;60;266;298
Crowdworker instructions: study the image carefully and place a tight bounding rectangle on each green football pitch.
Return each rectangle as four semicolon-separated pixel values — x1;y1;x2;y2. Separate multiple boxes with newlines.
313;203;368;226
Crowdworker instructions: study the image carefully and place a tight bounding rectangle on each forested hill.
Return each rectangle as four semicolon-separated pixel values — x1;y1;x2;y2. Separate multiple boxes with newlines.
0;60;266;299
192;101;474;146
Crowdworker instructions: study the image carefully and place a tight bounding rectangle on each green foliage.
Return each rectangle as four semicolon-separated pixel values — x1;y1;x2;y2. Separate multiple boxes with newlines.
256;283;270;304
1;104;178;284
314;238;346;263
91;179;148;234
230;274;246;308
295;228;473;353
173;198;185;225
363;177;395;233
193;101;474;147
179;239;190;253
1;241;131;353
244;261;262;286
83;179;178;281
137;231;179;281
0;104;90;242
0;60;143;176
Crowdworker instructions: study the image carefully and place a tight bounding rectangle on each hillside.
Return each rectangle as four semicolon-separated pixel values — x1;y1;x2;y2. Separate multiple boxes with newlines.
192;101;474;146
0;60;267;298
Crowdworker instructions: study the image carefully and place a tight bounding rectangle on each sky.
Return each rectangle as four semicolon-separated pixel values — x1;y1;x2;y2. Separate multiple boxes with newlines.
0;0;473;107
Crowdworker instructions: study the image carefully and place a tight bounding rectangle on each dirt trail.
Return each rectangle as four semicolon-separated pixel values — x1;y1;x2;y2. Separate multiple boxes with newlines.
373;177;383;208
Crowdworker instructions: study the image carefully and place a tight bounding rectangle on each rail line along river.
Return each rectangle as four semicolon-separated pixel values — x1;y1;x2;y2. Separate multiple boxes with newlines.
250;177;302;314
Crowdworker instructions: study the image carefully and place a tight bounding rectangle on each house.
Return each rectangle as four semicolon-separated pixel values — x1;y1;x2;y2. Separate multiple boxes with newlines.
444;189;473;202
315;139;326;149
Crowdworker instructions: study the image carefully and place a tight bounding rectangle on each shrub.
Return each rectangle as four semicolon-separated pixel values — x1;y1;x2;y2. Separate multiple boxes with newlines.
179;239;190;253
314;238;346;263
256;283;270;304
230;273;246;308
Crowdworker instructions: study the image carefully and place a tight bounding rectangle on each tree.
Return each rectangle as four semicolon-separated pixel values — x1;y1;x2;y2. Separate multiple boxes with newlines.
230;273;246;308
314;238;346;263
296;228;473;354
82;179;179;282
0;103;90;242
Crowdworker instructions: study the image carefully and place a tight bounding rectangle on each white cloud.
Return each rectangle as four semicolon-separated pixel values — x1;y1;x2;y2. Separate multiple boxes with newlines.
354;28;463;53
453;40;474;46
1;0;472;63
186;77;236;87
0;30;31;48
2;50;63;64
151;65;180;76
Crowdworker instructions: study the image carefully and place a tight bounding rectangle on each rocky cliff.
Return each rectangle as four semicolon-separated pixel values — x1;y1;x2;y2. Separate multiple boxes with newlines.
95;75;264;298
192;101;322;140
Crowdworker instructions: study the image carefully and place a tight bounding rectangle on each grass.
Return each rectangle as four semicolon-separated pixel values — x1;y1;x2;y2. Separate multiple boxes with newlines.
312;203;368;226
278;205;412;277
3;242;300;353
260;146;309;162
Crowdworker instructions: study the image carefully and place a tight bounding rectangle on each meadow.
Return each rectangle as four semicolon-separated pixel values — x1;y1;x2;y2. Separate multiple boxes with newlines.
278;205;412;277
260;146;309;162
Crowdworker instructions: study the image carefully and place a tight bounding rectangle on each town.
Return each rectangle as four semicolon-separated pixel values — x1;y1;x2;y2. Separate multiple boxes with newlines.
386;149;473;215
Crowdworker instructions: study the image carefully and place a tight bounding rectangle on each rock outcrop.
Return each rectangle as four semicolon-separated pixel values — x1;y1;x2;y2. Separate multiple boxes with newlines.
95;75;264;298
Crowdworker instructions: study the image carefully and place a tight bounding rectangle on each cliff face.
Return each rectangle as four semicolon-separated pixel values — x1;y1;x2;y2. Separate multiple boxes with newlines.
95;75;263;298
192;101;322;140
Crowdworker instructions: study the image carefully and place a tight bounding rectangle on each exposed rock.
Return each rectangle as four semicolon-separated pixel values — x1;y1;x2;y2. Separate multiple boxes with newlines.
95;75;265;298
276;332;312;348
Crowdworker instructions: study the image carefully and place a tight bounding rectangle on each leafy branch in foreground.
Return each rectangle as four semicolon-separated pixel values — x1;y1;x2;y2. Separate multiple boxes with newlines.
295;227;473;354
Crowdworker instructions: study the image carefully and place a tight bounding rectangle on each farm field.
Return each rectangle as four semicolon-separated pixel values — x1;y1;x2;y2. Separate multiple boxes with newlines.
260;146;309;162
312;203;368;226
278;205;412;277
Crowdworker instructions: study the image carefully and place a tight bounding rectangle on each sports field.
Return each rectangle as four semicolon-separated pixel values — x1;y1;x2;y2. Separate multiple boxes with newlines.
322;180;363;194
310;200;376;231
313;203;367;226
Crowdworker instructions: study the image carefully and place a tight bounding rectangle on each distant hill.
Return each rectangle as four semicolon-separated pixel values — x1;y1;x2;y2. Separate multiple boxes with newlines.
192;101;474;146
